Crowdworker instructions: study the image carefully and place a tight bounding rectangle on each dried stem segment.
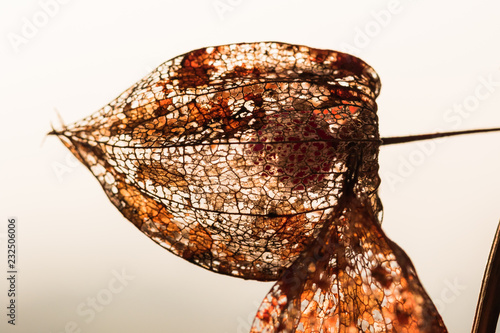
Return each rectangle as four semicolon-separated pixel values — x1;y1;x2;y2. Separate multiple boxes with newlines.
471;221;500;333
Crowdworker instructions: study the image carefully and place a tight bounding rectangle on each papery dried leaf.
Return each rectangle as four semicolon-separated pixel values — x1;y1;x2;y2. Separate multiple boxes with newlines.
51;41;448;332
52;42;381;280
250;189;447;332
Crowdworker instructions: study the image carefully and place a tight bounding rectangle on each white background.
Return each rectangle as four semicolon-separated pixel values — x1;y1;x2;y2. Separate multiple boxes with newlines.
1;1;500;332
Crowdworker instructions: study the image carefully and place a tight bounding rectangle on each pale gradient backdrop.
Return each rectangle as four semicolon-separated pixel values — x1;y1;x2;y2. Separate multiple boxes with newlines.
1;1;500;333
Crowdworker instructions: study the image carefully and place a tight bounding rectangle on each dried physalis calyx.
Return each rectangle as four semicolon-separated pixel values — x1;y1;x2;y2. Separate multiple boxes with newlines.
51;42;447;332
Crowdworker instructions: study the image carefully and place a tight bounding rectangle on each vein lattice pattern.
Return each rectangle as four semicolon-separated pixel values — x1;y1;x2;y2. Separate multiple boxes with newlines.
250;192;447;332
52;42;447;332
